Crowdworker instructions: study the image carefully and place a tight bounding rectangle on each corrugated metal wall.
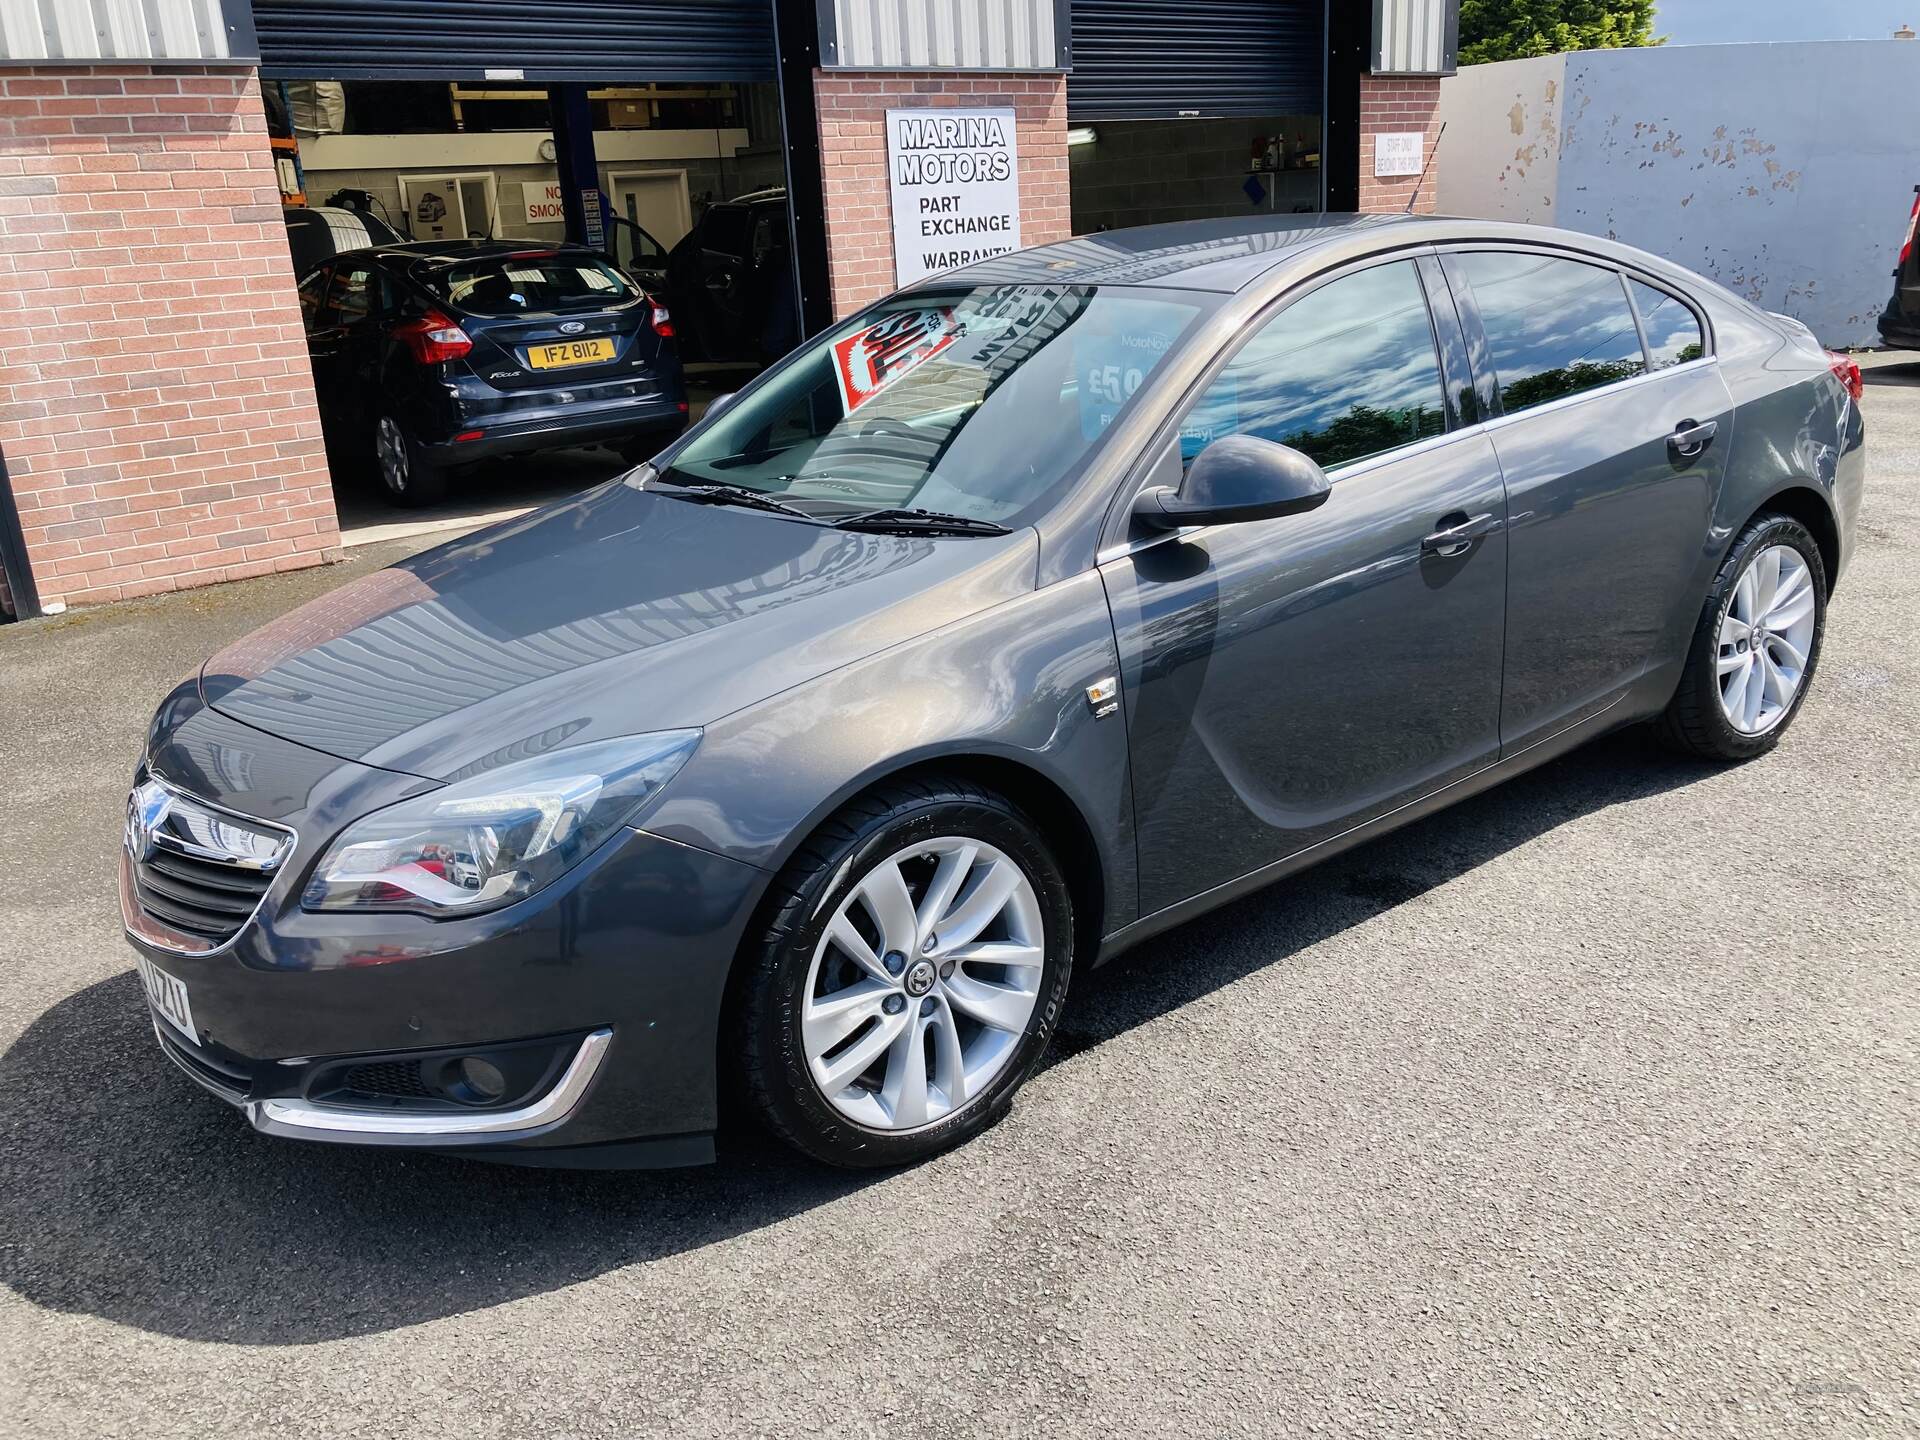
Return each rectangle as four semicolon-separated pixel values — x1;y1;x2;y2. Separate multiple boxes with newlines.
823;0;1062;69
0;0;252;63
1068;0;1323;121
1372;0;1458;76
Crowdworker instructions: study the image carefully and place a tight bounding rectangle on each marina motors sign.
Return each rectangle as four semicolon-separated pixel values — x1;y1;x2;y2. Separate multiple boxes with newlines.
884;108;1023;286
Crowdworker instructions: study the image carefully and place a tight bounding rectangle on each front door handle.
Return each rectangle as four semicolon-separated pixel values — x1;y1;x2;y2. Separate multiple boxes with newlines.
1421;511;1497;558
1668;418;1719;459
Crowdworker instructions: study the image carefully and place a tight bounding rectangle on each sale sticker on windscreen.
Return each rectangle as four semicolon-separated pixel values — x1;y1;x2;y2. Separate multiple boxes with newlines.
832;307;957;413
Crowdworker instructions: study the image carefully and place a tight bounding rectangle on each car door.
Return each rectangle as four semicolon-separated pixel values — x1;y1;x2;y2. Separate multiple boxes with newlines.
1100;257;1511;916
1443;248;1733;748
695;204;753;356
324;260;395;445
298;264;347;447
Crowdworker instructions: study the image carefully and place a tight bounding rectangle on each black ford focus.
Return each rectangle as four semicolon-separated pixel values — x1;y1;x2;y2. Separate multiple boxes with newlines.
130;215;1863;1170
297;241;689;507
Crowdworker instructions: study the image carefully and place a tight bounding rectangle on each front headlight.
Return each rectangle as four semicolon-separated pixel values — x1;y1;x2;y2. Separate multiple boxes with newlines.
302;730;700;917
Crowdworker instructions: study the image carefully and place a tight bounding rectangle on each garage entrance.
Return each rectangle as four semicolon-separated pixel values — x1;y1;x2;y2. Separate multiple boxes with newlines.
250;0;798;536
1066;0;1326;232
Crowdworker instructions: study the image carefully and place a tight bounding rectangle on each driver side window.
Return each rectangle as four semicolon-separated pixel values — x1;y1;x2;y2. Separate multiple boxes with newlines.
1181;260;1448;471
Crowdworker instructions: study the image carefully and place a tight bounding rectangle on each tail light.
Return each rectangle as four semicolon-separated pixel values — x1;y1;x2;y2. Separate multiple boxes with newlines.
394;311;472;364
1899;187;1919;268
1827;350;1863;402
646;295;674;339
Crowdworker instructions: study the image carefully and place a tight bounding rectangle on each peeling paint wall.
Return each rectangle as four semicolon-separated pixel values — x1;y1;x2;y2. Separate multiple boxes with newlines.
1437;40;1920;347
1433;53;1564;223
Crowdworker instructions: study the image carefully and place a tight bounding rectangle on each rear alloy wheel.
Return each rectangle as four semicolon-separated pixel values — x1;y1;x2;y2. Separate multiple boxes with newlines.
1660;513;1827;760
734;779;1074;1167
374;414;447;508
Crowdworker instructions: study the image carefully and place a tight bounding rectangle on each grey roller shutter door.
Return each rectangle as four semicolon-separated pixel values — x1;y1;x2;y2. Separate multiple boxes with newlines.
253;0;776;82
1067;0;1324;121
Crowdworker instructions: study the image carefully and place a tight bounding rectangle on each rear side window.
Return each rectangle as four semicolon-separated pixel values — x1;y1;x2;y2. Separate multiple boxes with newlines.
431;254;639;316
1180;259;1448;470
1460;252;1645;414
1630;281;1705;369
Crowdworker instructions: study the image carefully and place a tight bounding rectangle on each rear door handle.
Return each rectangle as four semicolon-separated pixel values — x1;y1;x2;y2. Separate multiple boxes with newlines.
1668;418;1718;458
1421;511;1497;558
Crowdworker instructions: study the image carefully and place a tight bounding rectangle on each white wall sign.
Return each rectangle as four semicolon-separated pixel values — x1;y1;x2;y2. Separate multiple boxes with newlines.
1374;131;1426;178
885;108;1022;286
522;181;566;225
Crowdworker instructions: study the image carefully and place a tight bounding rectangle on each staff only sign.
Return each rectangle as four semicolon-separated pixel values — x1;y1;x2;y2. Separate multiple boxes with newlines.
885;107;1023;286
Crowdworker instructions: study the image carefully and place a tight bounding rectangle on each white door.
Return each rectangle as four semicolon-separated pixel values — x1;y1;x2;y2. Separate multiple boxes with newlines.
399;173;499;242
609;171;692;249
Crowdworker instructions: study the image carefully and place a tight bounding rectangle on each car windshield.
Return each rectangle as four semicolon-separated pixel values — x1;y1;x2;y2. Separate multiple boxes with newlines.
659;284;1213;527
429;253;640;315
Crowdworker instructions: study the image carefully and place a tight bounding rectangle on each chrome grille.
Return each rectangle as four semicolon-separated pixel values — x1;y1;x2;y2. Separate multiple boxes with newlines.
125;776;293;949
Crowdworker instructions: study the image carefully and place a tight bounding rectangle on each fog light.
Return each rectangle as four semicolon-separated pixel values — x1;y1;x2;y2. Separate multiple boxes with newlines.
455;1055;506;1102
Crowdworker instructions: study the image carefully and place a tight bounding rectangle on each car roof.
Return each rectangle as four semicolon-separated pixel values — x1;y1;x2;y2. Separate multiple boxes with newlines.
924;213;1694;295
712;188;786;209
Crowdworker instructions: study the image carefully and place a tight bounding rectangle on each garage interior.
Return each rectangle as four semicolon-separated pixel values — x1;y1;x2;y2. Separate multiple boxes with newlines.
251;0;797;539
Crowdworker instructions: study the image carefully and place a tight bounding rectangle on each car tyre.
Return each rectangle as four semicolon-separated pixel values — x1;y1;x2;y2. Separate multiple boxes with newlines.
374;413;447;508
1659;512;1827;761
732;776;1075;1168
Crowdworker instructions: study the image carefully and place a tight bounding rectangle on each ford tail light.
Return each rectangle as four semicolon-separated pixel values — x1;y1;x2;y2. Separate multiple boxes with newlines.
1900;187;1919;268
1827;351;1863;402
394;311;473;364
647;296;674;339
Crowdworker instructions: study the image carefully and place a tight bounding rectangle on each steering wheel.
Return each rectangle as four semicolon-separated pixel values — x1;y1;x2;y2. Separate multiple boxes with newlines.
857;417;920;443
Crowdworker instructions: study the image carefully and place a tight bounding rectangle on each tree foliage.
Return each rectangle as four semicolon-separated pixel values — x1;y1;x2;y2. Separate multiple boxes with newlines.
1458;0;1662;65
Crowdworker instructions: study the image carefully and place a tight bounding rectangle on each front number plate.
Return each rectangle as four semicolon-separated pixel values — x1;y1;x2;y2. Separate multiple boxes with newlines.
136;955;197;1044
526;337;616;370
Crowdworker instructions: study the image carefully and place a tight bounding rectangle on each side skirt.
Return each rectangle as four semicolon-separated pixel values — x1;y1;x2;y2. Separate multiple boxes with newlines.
1092;693;1662;966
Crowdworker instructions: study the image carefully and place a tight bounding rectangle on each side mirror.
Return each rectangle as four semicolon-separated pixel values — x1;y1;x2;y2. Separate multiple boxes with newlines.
1133;435;1331;531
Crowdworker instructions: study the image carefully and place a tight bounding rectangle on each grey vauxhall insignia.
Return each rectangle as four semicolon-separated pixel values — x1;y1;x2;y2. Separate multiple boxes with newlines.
125;215;1864;1169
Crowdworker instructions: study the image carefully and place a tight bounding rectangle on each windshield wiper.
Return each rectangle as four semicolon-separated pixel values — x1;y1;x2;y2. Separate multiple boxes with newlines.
832;507;1012;536
649;476;818;522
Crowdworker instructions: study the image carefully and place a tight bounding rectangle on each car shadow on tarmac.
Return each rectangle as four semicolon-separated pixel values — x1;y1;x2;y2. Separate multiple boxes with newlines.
0;730;1716;1345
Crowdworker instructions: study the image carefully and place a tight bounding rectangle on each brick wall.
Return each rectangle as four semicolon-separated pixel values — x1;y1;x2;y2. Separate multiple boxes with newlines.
0;65;338;612
815;70;1069;318
1357;74;1443;214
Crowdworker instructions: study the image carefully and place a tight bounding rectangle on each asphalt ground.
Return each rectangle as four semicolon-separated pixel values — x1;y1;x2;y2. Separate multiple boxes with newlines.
1;355;1915;1438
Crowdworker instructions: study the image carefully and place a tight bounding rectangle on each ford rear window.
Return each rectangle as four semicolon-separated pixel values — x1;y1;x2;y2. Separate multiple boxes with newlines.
430;254;641;316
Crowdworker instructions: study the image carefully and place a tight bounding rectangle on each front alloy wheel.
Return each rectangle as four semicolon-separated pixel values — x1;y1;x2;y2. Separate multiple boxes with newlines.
734;779;1074;1167
801;837;1045;1132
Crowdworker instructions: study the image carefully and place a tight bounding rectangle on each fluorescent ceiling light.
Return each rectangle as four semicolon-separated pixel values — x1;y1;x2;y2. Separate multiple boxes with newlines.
1067;126;1098;147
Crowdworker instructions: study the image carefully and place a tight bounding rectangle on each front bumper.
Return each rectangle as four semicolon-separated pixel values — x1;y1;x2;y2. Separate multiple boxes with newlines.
123;819;768;1164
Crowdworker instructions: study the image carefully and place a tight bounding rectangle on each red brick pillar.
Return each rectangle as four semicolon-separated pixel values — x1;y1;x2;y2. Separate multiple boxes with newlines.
814;72;1069;319
0;65;340;611
1356;74;1443;214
